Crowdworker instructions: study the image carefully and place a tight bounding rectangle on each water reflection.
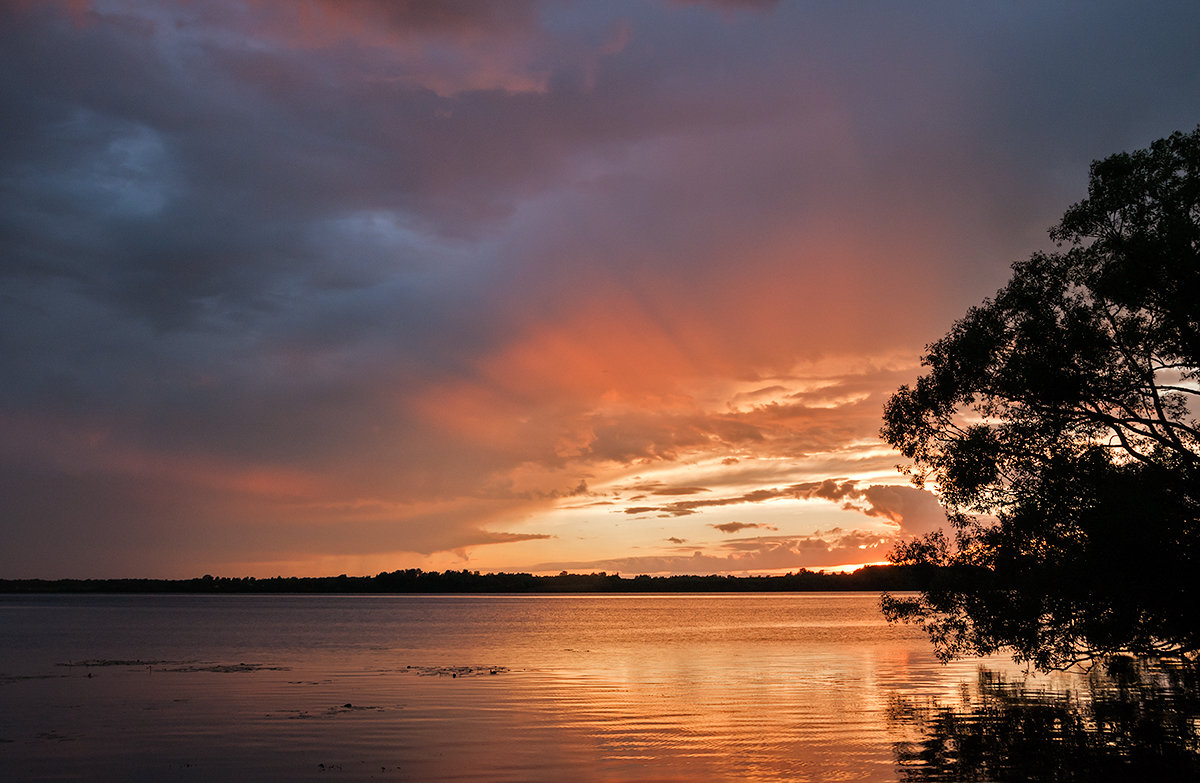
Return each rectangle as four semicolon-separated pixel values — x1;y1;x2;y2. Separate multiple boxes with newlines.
10;595;1197;781
0;594;941;781
890;659;1200;781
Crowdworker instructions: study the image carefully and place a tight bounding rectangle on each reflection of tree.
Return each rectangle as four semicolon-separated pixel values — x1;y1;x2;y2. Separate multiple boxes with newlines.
890;659;1200;781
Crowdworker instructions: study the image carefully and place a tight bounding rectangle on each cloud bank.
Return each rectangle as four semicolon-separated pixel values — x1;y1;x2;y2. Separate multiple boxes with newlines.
2;0;1198;576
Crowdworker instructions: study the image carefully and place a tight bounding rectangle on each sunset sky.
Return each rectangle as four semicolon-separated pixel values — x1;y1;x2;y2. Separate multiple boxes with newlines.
3;0;1198;579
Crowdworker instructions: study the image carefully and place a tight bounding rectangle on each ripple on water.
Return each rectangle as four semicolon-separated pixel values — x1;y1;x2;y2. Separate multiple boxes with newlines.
0;593;1090;782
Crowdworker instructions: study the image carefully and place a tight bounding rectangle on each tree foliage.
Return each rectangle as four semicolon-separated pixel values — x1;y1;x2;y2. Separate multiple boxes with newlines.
881;128;1200;671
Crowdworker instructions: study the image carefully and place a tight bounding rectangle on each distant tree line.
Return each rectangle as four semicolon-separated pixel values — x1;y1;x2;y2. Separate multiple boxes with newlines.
0;565;925;594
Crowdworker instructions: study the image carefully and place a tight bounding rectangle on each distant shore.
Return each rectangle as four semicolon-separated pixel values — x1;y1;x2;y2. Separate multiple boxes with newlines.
0;565;926;594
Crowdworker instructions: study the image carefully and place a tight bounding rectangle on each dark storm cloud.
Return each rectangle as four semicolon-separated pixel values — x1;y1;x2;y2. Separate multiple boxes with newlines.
672;0;781;9
1;0;1198;577
281;0;544;35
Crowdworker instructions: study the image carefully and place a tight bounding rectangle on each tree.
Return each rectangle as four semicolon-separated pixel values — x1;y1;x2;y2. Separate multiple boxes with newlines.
881;128;1200;671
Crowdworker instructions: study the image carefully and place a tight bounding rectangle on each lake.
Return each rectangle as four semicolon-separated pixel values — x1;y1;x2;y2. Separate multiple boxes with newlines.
1;593;1193;781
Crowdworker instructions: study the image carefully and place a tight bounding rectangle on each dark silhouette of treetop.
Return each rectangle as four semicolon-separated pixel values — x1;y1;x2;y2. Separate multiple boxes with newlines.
881;128;1200;671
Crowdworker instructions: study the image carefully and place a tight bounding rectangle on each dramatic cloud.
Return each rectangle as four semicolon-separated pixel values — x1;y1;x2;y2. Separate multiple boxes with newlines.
620;478;944;536
2;0;1197;577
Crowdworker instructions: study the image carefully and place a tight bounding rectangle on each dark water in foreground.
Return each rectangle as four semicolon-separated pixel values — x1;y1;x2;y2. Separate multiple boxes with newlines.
0;593;1196;781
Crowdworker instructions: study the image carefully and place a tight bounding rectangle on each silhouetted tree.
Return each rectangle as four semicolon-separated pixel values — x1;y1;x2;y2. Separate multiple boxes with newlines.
881;128;1200;670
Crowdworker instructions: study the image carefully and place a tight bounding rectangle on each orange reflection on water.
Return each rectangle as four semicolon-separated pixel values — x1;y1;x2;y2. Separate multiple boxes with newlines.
0;593;1067;782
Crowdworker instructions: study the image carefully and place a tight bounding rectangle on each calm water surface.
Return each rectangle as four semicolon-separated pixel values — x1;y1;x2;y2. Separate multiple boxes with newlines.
0;593;1069;781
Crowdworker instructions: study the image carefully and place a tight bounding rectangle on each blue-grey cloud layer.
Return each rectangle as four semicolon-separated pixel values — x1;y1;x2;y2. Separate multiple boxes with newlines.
2;0;1198;576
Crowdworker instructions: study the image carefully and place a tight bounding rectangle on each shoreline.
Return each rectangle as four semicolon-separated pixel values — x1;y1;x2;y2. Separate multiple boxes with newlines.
0;564;926;594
